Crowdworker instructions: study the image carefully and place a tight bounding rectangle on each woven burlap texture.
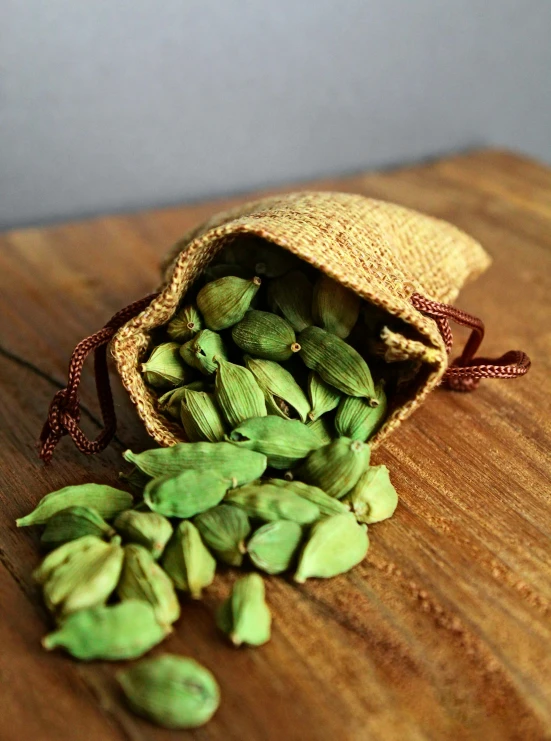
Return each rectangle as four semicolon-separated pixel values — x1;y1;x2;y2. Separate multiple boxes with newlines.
111;191;490;449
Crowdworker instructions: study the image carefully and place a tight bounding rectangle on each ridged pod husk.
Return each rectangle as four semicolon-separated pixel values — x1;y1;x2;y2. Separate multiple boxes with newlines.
194;504;251;566
216;573;271;646
142;342;192;389
117;544;180;626
225;482;320;524
180;330;228;376
167;305;203;342
306;416;334;445
232;310;301;361
144;470;230;518
335;382;388;441
180;389;226;443
40;506;115;550
162;521;216;599
214;359;267;428
298;326;376;402
247;520;303;574
124;442;267;484
113;510;173;560
244;355;310;422
34;535;124;616
17;484;133;527
294;513;369;582
296;437;371;499
266;479;349;517
228;416;322;469
267;270;313;332
158;382;208;420
197;276;261;331
307;372;342;421
42;600;169;661
117;655;220;730
343;465;398;524
312;275;361;339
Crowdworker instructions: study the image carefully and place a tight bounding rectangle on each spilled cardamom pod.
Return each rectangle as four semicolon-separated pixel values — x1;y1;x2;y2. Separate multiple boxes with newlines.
167;305;203;342
307;372;342;421
225;482;320;524
40;506;115;550
267;270;313;331
296;437;371;499
298;326;377;403
117;544;180;626
335;382;388;441
266;479;349;517
247;520;303;574
216;573;271;646
228;416;322;469
180;389;226;442
244;355;311;422
42;600;169;660
17;484;133;527
232;310;301;361
117;655;220;729
144;470;230;518
141;342;192;389
214;358;267;428
180;329;228;375
194;504;251;566
113;509;173;559
343;465;398;524
124;442;267;484
294;513;369;582
162;521;216;599
312;275;361;338
197;275;262;330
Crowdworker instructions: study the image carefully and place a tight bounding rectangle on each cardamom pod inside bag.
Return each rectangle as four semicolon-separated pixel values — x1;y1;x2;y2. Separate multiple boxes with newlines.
109;191;493;450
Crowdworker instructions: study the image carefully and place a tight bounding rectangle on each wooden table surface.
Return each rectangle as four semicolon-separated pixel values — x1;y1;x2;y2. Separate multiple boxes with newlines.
0;149;549;741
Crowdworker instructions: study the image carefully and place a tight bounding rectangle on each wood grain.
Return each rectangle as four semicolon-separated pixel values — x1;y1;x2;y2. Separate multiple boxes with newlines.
0;149;549;741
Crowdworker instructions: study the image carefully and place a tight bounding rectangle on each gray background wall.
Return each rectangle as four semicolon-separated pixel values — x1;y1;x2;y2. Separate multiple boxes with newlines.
1;0;550;230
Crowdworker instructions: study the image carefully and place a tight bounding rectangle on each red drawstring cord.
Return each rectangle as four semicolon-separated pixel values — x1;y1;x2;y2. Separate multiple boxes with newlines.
410;293;531;391
39;294;158;464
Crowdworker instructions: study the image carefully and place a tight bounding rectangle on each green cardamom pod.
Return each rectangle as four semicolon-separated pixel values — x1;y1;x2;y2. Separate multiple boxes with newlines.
247;520;303;574
335;382;388;441
197;275;262;330
144;470;230;518
35;535;124;616
119;467;152;496
17;484;133;527
216;573;271;646
267;270;313;331
194;504;251;566
306;416;334;445
296;437;371;499
228;416;322;469
312;275;361;338
180;329;228;375
298;326;377;403
244;355;311;422
307;372;342;421
343;465;398;524
42;600;169;660
294;513;369;582
228;239;298;278
113;510;173;559
141;342;192;389
204;262;253;281
167;305;203;342
117;655;220;729
117;544;180;626
180;389;226;442
158;382;208;420
266;479;349;517
40;506;116;550
214;358;267;428
162;521;216;599
232;310;301;361
124;442;267;484
225;482;320;524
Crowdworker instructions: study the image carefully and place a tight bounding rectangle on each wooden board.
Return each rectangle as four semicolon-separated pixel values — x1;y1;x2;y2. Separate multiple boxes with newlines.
0;149;549;741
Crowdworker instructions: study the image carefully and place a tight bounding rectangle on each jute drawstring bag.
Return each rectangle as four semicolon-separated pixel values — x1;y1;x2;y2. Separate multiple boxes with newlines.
39;192;530;462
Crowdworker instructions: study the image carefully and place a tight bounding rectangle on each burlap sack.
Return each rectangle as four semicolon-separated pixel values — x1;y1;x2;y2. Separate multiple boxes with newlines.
110;191;492;451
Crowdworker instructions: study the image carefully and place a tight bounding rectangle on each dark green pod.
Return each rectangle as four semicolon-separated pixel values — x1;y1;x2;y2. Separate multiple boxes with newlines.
312;275;360;338
141;342;192;389
267;270;313;332
232;310;301;361
180;389;226;443
335;382;388;441
228;416;322;469
180;329;228;375
197;275;261;330
167;305;203;342
40;506;115;550
244;355;310;421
